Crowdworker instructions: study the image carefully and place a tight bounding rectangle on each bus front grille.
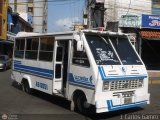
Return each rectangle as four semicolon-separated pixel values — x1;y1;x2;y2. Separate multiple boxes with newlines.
110;79;143;91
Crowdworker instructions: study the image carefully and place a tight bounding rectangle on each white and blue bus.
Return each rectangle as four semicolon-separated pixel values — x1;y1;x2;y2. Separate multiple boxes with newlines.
11;30;150;113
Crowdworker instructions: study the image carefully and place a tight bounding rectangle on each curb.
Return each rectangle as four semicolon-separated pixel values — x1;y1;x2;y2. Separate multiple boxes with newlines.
149;80;160;84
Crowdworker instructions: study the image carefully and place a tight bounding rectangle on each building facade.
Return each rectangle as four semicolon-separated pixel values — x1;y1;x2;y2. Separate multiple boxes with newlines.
0;0;8;40
103;0;160;70
0;6;33;57
8;7;33;34
9;0;48;33
152;0;160;14
104;0;152;27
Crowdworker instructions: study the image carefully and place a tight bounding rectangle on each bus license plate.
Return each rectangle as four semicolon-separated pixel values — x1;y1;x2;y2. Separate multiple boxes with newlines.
124;97;132;104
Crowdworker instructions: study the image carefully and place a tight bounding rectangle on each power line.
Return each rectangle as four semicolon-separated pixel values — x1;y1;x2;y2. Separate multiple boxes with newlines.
6;0;154;12
125;0;132;16
8;0;78;5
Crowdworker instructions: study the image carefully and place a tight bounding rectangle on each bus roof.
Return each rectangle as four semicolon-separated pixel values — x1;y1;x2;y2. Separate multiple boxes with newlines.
16;31;75;38
15;30;128;38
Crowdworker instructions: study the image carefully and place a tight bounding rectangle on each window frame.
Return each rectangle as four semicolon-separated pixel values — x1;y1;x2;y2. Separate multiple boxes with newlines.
72;40;90;67
39;36;54;62
85;34;121;65
14;38;26;59
25;37;39;60
108;36;143;65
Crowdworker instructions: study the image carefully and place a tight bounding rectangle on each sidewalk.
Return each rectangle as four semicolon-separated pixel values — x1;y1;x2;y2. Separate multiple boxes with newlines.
148;70;160;84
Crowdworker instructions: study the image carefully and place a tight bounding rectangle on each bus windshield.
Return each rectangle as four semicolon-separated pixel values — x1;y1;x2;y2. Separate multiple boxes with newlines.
85;34;121;65
85;34;142;65
109;36;142;65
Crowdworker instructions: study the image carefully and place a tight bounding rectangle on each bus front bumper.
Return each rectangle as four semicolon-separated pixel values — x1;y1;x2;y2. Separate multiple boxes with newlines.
96;93;150;113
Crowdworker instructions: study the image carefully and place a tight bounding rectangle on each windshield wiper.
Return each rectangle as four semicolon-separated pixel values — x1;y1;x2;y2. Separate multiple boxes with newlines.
99;35;113;50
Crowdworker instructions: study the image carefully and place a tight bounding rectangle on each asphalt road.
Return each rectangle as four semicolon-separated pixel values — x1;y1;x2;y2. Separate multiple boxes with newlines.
0;69;160;120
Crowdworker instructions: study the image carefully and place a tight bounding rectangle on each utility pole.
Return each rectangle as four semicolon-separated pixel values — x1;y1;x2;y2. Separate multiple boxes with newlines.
83;0;94;29
93;1;105;28
14;0;17;12
84;0;93;29
88;0;92;29
84;0;105;29
0;0;8;40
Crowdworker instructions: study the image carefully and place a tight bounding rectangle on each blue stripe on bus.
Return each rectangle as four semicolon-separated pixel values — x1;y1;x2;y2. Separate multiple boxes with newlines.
68;73;95;89
69;82;95;89
98;66;147;81
14;63;53;79
107;100;147;111
14;60;22;64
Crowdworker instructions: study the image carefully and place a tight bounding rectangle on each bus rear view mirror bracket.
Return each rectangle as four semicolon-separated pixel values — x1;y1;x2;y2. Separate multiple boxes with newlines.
77;41;84;51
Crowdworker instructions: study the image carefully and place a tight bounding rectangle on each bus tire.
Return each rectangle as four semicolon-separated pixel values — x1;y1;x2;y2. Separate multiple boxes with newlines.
22;80;32;94
3;64;7;71
76;94;89;114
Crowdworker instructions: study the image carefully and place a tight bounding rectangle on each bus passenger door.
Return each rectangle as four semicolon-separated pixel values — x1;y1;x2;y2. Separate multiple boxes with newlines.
53;41;64;93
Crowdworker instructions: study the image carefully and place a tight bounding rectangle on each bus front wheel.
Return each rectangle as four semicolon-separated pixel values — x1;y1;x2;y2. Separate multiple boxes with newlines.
76;94;90;114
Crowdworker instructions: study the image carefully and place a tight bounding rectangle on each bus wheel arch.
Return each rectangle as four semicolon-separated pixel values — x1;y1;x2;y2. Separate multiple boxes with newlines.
71;90;90;113
21;78;33;94
22;75;33;88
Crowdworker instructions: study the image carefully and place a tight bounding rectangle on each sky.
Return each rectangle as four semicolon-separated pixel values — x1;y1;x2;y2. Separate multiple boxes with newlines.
47;0;86;32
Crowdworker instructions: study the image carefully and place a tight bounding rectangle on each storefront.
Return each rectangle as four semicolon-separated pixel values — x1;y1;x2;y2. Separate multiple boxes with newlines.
140;30;160;70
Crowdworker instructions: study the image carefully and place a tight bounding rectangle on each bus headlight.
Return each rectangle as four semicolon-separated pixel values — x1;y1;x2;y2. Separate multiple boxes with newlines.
0;63;4;67
138;79;143;87
103;81;110;91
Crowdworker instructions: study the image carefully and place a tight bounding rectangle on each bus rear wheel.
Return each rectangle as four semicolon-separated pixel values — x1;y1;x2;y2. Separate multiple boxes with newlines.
22;80;32;94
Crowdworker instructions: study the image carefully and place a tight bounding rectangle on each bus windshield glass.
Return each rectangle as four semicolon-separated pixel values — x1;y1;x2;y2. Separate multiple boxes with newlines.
109;36;142;65
85;33;142;65
85;34;121;65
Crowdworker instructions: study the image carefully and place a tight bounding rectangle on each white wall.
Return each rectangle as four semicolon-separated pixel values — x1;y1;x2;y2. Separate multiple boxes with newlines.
104;0;152;23
9;0;28;13
9;0;48;33
33;0;48;33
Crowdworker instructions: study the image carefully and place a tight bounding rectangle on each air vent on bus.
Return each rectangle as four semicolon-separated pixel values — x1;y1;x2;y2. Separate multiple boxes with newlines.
110;79;143;91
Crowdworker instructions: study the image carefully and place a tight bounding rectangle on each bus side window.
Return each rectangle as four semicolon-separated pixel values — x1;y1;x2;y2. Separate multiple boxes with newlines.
14;39;25;59
72;40;90;67
39;37;54;62
25;38;39;60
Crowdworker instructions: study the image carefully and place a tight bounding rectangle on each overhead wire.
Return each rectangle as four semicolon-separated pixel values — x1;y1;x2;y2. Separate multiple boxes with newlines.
7;0;154;13
7;0;157;25
125;0;132;15
8;0;79;5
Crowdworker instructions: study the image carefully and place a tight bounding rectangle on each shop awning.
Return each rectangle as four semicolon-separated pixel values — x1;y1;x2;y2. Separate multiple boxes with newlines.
140;31;160;39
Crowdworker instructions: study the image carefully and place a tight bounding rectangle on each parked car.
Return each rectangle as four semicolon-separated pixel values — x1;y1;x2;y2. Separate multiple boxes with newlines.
0;55;12;70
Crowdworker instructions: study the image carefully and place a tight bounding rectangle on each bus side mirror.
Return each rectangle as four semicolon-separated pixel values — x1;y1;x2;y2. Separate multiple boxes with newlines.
77;41;84;51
